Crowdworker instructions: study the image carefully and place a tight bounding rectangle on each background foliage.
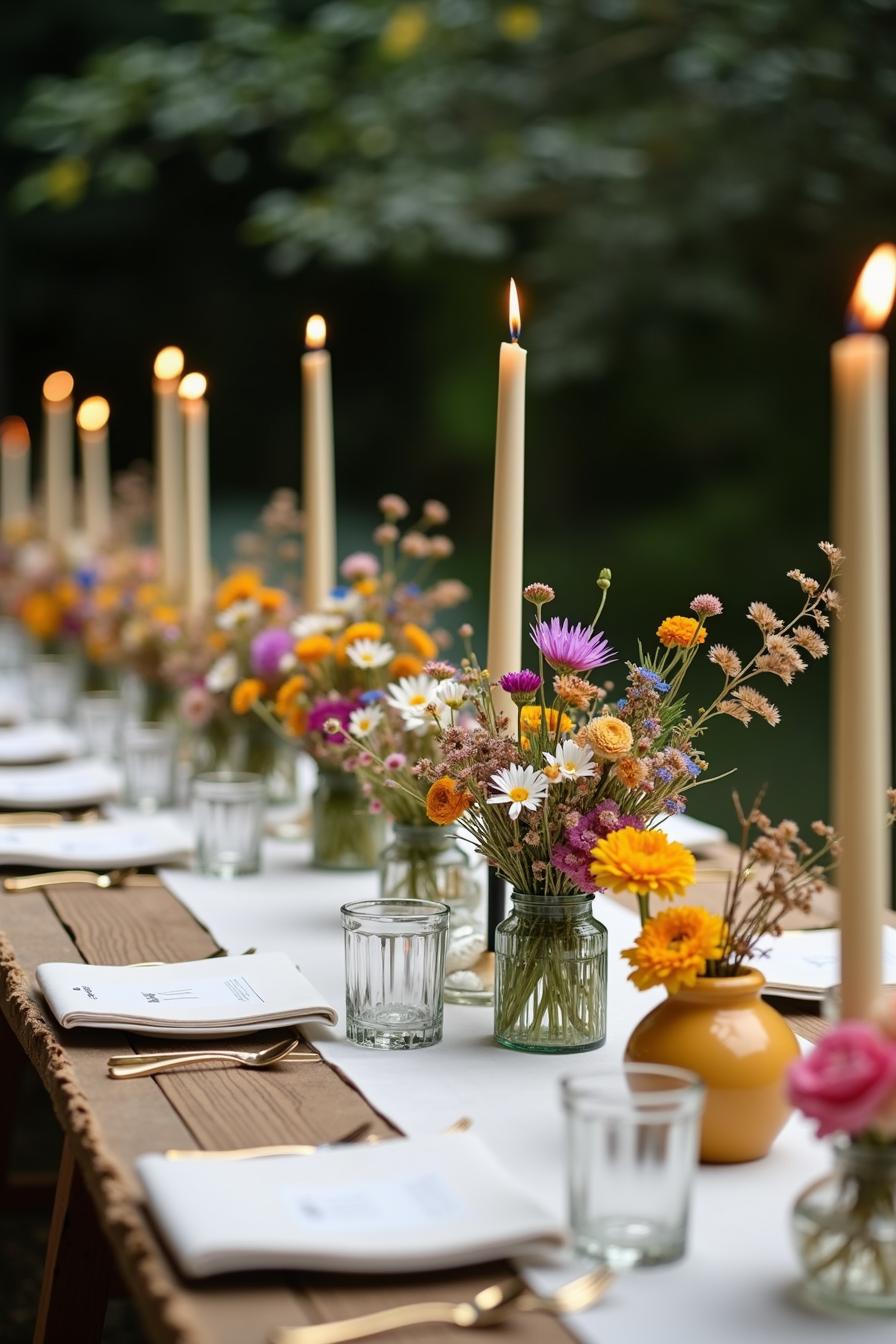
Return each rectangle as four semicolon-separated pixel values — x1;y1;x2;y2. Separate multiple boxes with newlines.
2;0;895;836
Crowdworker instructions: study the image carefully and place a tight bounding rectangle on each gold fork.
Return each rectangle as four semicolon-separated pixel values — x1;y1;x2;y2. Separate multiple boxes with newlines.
107;1039;315;1079
163;1116;474;1161
270;1266;613;1344
3;867;158;892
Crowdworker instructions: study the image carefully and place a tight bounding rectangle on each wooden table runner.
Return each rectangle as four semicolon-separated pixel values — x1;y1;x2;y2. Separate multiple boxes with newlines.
0;878;574;1344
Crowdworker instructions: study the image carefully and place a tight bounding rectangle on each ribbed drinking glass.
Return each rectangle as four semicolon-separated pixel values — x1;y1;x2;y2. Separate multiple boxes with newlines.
193;771;265;877
341;898;449;1049
123;721;177;812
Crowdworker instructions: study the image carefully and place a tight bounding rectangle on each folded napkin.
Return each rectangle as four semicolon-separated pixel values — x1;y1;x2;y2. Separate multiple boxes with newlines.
0;758;120;809
36;952;338;1037
0;722;79;765
137;1131;566;1277
757;925;896;1000
0;815;192;869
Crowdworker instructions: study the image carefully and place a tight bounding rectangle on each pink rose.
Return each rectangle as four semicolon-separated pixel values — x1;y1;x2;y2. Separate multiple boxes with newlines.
788;1021;896;1138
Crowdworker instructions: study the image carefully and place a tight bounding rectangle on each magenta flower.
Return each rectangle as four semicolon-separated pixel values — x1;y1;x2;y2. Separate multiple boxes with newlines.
551;801;642;893
530;618;615;674
308;698;359;741
250;627;293;679
788;1021;896;1138
499;670;542;703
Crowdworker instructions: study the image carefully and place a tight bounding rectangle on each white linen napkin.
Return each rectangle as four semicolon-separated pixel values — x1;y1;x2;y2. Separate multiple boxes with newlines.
137;1130;566;1277
0;814;192;869
0;722;79;765
0;758;120;808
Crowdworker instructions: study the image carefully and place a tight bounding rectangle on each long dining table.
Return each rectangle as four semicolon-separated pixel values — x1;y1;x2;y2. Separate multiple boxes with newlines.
1;822;894;1344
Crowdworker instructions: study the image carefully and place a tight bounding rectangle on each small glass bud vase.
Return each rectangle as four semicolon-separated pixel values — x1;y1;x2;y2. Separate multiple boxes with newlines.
379;825;486;1004
312;766;385;870
494;891;607;1054
792;1140;896;1313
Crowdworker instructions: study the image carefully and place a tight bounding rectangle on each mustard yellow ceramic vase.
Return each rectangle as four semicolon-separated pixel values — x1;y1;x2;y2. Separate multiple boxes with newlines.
625;969;799;1164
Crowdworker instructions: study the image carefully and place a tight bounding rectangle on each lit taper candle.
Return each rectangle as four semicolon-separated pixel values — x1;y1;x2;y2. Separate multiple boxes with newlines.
302;315;336;610
76;396;112;549
487;279;527;728
831;243;895;1019
178;372;211;612
42;370;75;550
153;346;186;596
0;417;31;537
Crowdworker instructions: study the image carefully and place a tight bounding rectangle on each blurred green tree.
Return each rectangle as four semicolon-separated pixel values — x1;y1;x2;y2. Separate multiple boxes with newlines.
11;0;896;383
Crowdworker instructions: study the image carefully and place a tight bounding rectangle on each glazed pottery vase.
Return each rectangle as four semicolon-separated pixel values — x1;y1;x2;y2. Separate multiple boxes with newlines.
625;968;799;1163
792;1140;896;1313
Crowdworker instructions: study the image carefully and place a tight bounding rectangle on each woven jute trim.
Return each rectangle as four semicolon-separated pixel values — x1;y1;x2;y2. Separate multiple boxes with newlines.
0;929;210;1344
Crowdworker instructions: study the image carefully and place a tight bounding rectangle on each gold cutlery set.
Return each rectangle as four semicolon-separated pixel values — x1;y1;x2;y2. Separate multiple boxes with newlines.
107;1038;318;1079
4;867;158;891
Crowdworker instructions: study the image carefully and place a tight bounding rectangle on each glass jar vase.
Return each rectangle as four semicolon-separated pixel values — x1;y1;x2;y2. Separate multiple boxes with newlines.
312;767;385;870
379;825;486;1004
494;891;607;1054
194;718;297;804
792;1140;896;1313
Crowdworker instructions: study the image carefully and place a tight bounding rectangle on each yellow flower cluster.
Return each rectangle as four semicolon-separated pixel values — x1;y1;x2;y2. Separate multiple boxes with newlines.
656;616;706;648
622;906;726;994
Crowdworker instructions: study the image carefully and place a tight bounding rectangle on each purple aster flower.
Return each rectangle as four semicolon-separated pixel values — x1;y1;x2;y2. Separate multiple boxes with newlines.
531;618;615;674
551;800;643;894
250;627;293;679
499;669;542;704
308;698;359;741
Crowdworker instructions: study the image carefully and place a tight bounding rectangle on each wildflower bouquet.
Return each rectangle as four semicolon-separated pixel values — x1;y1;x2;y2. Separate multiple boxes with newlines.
418;543;839;1052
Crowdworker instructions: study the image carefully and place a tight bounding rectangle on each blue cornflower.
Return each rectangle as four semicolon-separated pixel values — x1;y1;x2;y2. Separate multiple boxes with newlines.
644;717;661;734
656;766;673;783
636;667;670;693
329;584;350;599
360;689;384;705
75;567;98;591
679;753;701;778
616;698;627;712
664;797;686;814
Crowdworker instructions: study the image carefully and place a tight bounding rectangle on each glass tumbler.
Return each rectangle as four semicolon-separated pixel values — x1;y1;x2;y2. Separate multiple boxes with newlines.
77;691;123;761
341;899;449;1049
27;654;79;721
123;721;177;812
193;771;265;878
562;1065;704;1268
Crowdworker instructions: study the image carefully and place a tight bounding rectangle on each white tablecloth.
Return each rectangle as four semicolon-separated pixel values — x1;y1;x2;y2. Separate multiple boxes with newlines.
160;841;890;1344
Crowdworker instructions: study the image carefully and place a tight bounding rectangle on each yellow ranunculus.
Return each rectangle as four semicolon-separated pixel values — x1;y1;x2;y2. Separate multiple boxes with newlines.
581;715;633;761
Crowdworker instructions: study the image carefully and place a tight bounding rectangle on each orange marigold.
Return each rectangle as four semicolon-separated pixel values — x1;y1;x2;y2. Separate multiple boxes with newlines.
20;592;62;642
622;906;726;994
353;578;379;597
295;634;334;663
231;678;265;715
343;621;383;644
590;826;696;901
389;653;424;679
284;706;308;737
215;569;261;610
257;586;286;613
403;622;438;660
656;616;707;648
275;674;309;717
425;777;473;825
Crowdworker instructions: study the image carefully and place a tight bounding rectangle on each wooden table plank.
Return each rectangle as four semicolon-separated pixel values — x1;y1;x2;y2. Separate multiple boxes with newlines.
1;882;576;1344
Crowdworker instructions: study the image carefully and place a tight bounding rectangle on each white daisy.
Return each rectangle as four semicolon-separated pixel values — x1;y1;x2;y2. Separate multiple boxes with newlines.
542;741;596;784
290;612;344;639
278;652;298;674
386;675;438;717
205;652;239;693
216;599;260;629
486;765;550;820
436;680;467;710
404;698;452;734
347;638;394;669
349;705;383;738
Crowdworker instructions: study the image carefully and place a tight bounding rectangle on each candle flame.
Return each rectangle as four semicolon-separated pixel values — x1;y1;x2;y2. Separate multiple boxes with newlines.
42;370;74;403
76;396;110;432
508;278;521;342
305;314;327;350
847;244;896;332
153;345;185;381
178;372;208;401
0;416;29;457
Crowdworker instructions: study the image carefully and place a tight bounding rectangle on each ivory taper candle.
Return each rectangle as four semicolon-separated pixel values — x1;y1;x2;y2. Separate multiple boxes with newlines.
153;346;186;596
487;279;527;728
178;372;211;612
76;396;112;550
831;243;895;1019
0;417;31;537
42;370;75;550
301;315;336;610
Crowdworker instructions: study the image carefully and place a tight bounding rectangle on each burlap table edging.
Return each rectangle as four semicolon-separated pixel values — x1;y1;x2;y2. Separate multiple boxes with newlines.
0;929;211;1344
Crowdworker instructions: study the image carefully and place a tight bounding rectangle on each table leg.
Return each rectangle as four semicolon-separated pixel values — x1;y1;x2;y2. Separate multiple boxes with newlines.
0;1010;57;1210
33;1138;112;1344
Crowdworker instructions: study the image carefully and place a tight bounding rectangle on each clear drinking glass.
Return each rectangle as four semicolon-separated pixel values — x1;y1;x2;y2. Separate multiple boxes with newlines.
562;1064;705;1268
123;721;177;812
27;654;80;721
341;898;449;1050
193;771;265;878
77;691;123;760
